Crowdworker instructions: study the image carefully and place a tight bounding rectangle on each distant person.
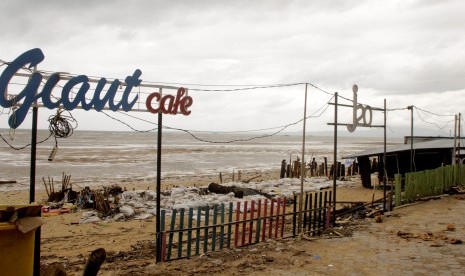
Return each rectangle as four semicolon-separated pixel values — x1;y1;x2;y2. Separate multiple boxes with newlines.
310;158;317;177
371;158;378;173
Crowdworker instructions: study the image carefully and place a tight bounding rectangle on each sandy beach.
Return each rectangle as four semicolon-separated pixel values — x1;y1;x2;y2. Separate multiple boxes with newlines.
2;170;389;275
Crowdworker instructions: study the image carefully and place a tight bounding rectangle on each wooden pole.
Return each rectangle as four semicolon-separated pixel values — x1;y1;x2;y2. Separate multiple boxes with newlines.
383;99;387;211
332;92;338;226
155;87;163;263
227;202;233;248
177;208;184;259
219;203;225;249
454;114;457;164
298;83;308;234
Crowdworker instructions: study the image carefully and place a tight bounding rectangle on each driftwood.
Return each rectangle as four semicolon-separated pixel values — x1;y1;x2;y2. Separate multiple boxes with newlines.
208;183;273;199
83;248;106;276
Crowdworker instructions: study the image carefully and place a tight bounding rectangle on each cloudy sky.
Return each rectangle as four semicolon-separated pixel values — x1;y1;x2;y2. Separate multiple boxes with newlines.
0;0;464;137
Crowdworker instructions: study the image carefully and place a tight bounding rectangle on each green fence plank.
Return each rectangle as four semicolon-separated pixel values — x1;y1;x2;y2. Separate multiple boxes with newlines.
212;205;218;252
394;174;402;207
167;209;177;261
177;208;185;259
195;207;201;256
187;208;193;258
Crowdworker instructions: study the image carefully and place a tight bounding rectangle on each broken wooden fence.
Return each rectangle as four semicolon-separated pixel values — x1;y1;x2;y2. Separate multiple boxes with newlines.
395;164;465;206
160;190;332;261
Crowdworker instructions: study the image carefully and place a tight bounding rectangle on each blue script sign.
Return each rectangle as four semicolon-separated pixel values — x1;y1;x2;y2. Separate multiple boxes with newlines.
0;48;142;128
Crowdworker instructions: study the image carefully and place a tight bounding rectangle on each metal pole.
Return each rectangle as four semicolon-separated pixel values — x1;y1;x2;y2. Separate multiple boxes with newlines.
156;88;163;263
29;65;41;276
453;114;457;164
298;83;308;234
383;99;387;211
407;105;413;172
332;92;338;227
459;113;462;184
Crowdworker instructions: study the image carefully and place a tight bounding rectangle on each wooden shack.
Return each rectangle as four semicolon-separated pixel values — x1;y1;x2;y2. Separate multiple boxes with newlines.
343;137;464;188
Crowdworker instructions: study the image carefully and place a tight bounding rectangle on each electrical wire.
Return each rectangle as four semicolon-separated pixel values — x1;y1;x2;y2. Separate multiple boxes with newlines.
0;132;53;150
414;108;454;130
99;95;334;143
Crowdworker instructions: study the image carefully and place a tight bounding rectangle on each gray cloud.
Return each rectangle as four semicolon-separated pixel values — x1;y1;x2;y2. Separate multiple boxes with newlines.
1;0;464;133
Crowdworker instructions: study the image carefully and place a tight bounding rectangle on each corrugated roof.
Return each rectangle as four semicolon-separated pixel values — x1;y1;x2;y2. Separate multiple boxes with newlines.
343;138;465;159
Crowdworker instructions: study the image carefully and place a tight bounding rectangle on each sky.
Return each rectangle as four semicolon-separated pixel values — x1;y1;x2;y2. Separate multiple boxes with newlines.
0;0;464;138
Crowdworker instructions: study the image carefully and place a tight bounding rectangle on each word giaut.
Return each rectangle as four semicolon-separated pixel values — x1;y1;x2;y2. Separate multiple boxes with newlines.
0;48;142;129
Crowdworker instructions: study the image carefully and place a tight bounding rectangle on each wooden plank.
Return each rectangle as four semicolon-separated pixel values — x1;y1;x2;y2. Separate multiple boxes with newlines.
186;208;193;257
211;205;218;251
203;207;209;253
167;209;177;260
177;208;185;259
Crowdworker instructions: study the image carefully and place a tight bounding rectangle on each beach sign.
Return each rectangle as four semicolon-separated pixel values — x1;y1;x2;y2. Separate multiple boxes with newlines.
347;84;372;132
0;48;193;129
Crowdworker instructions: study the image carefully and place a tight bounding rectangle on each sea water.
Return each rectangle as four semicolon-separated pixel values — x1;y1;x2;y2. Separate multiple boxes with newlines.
0;129;400;191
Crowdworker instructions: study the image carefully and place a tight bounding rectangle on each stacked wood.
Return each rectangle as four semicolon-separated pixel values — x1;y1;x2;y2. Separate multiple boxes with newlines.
94;192;112;216
42;173;76;203
207;183;273;199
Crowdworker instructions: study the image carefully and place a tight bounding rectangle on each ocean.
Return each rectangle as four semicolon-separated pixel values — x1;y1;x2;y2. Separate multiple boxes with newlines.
0;129;400;191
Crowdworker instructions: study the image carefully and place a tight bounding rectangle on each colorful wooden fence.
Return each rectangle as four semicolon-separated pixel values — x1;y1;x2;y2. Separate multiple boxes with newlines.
160;190;332;262
394;164;465;206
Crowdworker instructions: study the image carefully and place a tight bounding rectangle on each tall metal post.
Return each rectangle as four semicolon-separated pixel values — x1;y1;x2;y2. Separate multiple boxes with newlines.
29;65;41;276
298;83;308;234
459;113;462;184
383;99;387;211
155;88;163;263
332;92;338;227
453;114;457;164
407;106;413;172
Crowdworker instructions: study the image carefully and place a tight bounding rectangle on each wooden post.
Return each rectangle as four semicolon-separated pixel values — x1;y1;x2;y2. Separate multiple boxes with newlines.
187;208;193;257
324;157;328;177
212;205;218;251
262;199;268;241
203;207;209;253
219;203;225;249
177;208;185;259
256;199;262;243
234;202;240;247
241;201;248;246
249;201;255;244
227;202;233;248
167;209;176;260
280;197;286;238
275;198;280;239
268;199;275;239
195;207;201;255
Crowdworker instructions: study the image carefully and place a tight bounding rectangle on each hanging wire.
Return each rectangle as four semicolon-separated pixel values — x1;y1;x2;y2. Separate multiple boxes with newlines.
414;108;454;130
0;110;77;150
99;95;334;143
0;132;53;151
48;109;78;139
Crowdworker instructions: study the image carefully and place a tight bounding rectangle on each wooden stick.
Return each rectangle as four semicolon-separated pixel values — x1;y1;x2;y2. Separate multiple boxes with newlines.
42;177;49;197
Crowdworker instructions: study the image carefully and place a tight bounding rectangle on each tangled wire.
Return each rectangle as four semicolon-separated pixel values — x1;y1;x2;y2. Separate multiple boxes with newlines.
48;109;78;139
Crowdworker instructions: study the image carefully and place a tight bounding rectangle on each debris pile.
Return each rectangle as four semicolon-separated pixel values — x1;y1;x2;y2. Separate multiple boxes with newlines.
40;174;357;224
